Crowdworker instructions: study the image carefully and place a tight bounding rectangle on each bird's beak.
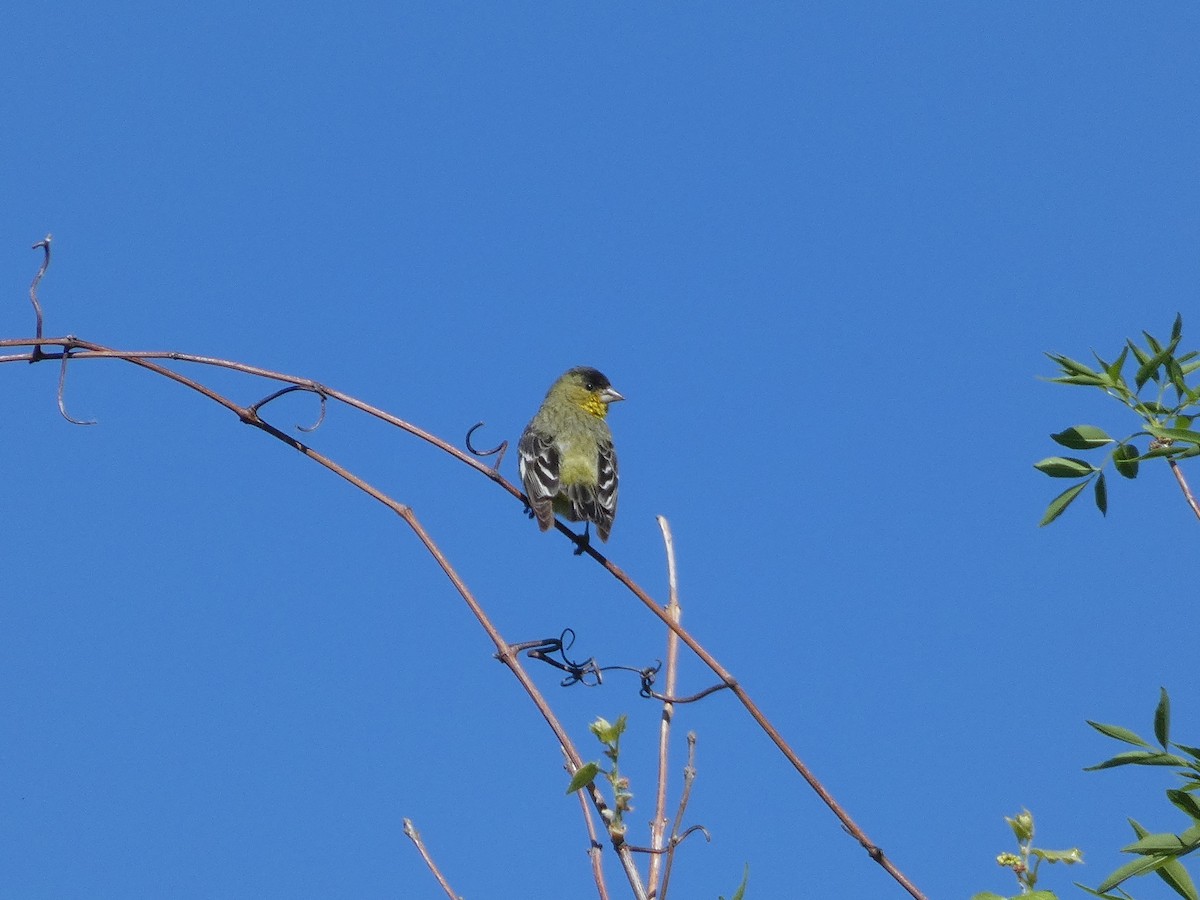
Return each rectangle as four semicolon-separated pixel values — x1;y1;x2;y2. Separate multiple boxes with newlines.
600;387;625;404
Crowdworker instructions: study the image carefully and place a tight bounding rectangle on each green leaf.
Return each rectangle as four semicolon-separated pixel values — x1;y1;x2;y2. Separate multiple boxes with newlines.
1121;834;1176;854
1129;339;1152;367
1147;425;1200;445
1135;399;1171;416
1172;312;1184;343
1157;687;1172;749
566;761;602;794
1122;829;1200;854
1137;351;1171;389
1033;847;1084;864
1007;809;1035;842
1097;852;1174;892
967;894;1007;900
1173;743;1200;762
1051;425;1115;449
1048;374;1111;387
1085;750;1192;771
1094;471;1108;516
1107;345;1131;381
1048;352;1104;378
1035;457;1097;477
1157;855;1200;900
1073;884;1130;899
1023;893;1058;900
1073;885;1128;900
1168;789;1200;823
1113;444;1140;479
588;713;627;745
1040;481;1089;526
1088;721;1153;748
719;864;749;900
1169;357;1189;400
1143;444;1191;460
1145;330;1165;355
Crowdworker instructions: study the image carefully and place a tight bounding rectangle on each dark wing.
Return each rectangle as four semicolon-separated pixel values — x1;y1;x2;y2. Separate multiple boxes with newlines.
593;437;618;541
518;426;560;531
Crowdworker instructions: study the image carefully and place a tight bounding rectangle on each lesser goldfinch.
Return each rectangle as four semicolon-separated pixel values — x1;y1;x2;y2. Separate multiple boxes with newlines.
519;367;624;542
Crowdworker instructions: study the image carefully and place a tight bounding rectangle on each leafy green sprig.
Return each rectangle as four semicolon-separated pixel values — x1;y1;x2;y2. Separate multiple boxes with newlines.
1037;314;1200;525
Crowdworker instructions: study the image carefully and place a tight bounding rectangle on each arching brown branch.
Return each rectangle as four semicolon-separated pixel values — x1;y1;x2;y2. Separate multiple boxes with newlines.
1;334;648;900
0;333;924;900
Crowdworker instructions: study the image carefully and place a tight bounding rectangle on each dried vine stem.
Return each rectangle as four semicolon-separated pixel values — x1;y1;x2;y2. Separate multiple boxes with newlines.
0;334;924;900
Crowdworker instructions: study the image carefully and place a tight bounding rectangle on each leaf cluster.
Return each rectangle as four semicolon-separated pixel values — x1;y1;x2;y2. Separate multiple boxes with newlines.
566;715;635;840
1082;689;1200;899
972;808;1081;900
1037;314;1200;524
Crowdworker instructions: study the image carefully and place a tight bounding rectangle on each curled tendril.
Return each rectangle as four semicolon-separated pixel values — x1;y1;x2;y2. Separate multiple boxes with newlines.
510;630;604;687
515;632;725;699
248;385;328;432
29;233;51;351
640;665;730;704
57;345;97;426
625;825;711;855
465;421;508;471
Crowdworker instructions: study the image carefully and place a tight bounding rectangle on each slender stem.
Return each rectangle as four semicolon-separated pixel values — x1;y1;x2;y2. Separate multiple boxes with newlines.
565;748;611;900
648;516;681;898
658;733;698;900
1168;459;1200;520
402;818;462;900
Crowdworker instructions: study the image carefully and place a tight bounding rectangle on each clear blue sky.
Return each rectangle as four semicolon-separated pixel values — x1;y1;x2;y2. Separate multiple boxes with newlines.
4;4;1199;898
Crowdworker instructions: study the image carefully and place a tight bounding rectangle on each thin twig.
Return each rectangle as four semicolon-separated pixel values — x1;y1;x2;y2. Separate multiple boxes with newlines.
402;818;462;900
0;334;925;900
565;748;612;900
659;732;699;900
1168;459;1200;520
648;515;681;897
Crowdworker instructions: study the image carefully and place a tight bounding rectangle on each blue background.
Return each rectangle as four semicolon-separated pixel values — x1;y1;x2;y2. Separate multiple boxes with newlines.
4;4;1199;898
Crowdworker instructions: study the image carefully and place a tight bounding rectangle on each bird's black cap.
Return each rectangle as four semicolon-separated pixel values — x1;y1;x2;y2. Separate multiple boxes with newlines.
567;366;612;391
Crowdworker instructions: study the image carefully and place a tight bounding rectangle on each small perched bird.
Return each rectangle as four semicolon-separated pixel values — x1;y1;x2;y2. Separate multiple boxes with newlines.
519;366;624;543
